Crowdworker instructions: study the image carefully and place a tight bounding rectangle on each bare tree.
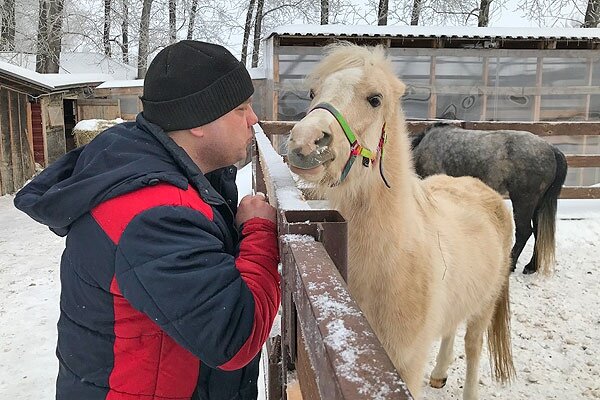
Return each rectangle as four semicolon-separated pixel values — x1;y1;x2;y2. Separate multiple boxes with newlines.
46;0;64;72
169;0;176;43
35;0;49;72
321;0;329;23
1;0;16;50
410;0;422;24
583;0;599;26
122;0;129;63
104;0;111;55
478;0;491;25
36;0;64;73
241;0;257;65
137;0;153;78
251;0;264;67
187;0;198;39
378;0;388;25
516;0;591;26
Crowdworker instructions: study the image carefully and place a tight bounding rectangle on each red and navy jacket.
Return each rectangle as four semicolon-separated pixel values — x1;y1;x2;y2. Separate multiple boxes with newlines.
14;114;281;400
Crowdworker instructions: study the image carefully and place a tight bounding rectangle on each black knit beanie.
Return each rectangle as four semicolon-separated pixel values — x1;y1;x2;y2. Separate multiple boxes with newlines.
141;40;254;131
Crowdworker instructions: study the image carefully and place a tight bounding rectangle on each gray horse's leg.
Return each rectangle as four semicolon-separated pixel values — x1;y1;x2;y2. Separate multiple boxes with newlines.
509;198;536;272
522;211;539;274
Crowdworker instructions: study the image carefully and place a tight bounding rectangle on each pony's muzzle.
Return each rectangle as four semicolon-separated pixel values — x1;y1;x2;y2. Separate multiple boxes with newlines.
287;131;334;169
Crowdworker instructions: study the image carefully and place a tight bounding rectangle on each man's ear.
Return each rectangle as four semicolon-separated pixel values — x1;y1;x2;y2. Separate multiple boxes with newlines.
189;126;204;138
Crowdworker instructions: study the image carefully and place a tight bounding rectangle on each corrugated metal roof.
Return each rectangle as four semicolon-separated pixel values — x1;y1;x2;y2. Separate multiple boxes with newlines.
268;24;600;41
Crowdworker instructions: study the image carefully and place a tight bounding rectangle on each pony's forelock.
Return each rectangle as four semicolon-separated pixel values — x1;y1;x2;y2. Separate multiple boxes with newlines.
307;42;392;87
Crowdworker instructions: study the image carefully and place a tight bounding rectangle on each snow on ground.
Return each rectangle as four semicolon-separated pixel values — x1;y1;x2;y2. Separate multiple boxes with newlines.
0;181;598;398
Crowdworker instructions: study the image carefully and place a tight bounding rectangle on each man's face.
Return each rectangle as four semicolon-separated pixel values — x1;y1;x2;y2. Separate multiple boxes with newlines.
199;99;258;169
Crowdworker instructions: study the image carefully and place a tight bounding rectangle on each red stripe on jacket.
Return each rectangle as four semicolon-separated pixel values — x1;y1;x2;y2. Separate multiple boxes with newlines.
93;183;209;399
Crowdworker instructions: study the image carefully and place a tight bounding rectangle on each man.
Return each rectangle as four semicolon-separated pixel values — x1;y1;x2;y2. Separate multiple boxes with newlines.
14;40;280;400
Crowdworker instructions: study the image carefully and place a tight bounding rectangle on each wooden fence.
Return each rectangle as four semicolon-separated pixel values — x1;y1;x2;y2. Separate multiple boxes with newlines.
259;120;600;199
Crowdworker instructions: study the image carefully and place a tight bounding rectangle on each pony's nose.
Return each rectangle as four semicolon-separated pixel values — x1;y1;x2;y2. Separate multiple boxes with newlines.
315;131;332;148
288;131;334;169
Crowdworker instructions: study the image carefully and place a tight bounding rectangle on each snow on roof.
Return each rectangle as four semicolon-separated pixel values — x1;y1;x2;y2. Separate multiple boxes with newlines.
268;24;600;40
0;59;53;90
0;59;114;92
96;79;144;89
0;52;136;79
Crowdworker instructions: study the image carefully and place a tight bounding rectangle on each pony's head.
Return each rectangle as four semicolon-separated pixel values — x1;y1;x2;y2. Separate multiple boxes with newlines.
287;43;406;187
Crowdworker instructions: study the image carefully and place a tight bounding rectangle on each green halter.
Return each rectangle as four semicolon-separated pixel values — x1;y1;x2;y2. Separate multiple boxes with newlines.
311;102;390;187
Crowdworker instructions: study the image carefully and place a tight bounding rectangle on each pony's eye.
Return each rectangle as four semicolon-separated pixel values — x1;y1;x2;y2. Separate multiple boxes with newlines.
368;95;382;108
309;89;315;99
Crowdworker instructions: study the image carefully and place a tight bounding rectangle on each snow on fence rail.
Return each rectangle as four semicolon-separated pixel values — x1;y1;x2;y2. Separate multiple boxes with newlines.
259;120;600;200
254;122;413;399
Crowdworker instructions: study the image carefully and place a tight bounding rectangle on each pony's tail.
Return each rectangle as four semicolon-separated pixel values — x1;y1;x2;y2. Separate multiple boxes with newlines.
487;279;515;384
533;146;568;276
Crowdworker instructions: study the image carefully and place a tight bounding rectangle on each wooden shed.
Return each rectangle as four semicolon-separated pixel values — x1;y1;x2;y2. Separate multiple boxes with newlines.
0;60;119;195
262;25;600;187
263;25;600;121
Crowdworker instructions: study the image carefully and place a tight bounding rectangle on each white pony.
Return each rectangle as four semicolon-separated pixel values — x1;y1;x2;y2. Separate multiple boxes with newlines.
286;43;515;400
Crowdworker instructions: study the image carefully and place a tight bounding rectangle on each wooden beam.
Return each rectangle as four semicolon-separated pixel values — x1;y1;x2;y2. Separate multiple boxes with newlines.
565;155;600;168
260;120;600;137
560;186;600;199
8;90;24;192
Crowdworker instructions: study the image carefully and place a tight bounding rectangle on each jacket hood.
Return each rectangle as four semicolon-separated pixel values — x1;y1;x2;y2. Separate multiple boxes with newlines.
14;115;196;235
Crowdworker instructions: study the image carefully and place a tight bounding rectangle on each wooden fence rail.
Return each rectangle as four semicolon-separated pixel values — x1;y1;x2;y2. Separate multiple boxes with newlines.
258;120;600;199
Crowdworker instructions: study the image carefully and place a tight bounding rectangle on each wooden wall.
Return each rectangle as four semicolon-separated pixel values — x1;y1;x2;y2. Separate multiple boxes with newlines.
0;87;36;195
42;93;66;166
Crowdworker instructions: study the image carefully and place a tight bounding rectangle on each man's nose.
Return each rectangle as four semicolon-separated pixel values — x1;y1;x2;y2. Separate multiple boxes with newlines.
248;106;258;125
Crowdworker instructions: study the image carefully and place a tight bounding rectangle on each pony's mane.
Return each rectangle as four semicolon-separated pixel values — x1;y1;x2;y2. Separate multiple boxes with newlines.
308;42;392;85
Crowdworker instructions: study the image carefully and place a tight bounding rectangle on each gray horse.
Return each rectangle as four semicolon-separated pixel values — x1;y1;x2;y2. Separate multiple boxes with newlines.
411;123;568;274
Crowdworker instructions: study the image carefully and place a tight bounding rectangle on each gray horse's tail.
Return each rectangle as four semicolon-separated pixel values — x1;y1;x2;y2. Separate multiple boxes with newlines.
534;146;568;275
410;132;426;150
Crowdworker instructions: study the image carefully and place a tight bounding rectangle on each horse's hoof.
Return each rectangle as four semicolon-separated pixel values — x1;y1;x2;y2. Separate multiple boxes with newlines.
429;377;447;388
522;266;536;274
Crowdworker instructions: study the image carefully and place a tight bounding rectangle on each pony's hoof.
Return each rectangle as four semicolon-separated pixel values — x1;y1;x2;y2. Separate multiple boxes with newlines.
429;377;447;388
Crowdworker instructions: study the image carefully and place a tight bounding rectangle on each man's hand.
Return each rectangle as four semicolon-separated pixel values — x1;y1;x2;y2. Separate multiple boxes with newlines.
236;193;276;226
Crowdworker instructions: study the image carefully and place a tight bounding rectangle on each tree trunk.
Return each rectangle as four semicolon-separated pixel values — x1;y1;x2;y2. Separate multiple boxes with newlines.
583;0;600;27
377;0;388;25
122;0;129;64
187;0;198;39
137;0;153;78
478;0;491;27
36;0;49;72
320;0;328;24
104;0;111;56
1;0;16;50
46;0;65;73
241;0;256;65
410;0;422;25
251;0;264;67
169;0;176;43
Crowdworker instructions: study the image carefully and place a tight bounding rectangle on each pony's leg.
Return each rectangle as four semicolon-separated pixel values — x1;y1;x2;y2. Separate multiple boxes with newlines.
430;332;456;388
395;348;429;399
509;198;536;272
463;315;491;400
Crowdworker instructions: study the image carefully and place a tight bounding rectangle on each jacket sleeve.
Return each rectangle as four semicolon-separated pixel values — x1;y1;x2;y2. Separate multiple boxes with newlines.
114;205;280;370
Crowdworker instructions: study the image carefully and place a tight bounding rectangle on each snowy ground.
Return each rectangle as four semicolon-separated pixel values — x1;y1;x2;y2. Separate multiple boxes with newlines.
1;174;599;398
